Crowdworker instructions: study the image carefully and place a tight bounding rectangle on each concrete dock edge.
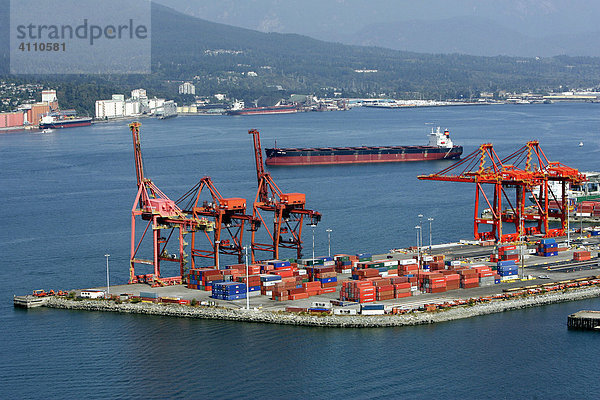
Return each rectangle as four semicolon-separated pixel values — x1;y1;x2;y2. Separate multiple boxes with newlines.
43;286;600;328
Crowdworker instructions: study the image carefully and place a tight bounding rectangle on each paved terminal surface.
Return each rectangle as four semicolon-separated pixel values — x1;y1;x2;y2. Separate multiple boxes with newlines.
81;235;600;313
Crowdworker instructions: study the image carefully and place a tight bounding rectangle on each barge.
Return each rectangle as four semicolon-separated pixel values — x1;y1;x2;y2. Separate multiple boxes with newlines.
265;127;463;166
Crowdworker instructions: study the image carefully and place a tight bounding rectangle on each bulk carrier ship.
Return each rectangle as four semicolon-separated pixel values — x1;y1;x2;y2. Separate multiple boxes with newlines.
265;127;463;166
227;100;298;116
39;112;92;129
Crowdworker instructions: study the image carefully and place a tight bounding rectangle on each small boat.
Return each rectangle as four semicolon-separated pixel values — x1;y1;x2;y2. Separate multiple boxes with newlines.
42;128;53;133
579;141;584;147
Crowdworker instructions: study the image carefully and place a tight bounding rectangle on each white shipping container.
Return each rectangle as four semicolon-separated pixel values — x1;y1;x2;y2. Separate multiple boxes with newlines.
399;259;417;265
297;269;307;275
323;261;335;266
334;308;358;315
383;260;399;267
361;309;385;315
80;290;105;299
423;256;433;262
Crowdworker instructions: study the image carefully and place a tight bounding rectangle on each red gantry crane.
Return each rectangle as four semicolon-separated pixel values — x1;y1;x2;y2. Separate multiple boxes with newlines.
129;122;213;286
248;129;321;262
177;176;260;267
418;141;586;243
501;140;586;238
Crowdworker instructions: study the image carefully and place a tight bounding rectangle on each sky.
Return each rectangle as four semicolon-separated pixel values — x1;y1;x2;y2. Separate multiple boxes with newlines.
152;0;600;57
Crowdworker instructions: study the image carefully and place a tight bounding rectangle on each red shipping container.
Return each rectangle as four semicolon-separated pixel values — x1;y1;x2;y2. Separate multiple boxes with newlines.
395;292;411;298
290;292;309;300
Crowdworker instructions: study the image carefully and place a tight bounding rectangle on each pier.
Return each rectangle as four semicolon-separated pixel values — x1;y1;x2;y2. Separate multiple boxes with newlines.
13;295;49;308
567;310;600;330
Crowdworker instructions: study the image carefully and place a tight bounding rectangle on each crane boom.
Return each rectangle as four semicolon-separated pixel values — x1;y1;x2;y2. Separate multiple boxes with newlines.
248;129;321;261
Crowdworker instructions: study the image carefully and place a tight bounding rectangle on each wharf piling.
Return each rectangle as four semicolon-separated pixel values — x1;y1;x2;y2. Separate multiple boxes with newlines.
567;310;600;330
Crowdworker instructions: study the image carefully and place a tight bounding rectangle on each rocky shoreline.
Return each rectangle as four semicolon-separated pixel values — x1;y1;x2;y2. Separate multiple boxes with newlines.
44;286;600;328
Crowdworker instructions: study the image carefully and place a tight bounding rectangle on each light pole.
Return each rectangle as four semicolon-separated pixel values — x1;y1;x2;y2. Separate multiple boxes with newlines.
104;254;110;296
326;228;332;257
567;197;571;246
415;225;421;291
415;225;422;267
427;217;434;251
215;240;220;269
418;214;423;250
310;224;317;260
244;246;250;310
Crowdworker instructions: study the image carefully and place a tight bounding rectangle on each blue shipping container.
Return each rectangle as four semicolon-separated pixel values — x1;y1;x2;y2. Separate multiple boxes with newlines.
542;242;558;249
540;238;556;245
361;304;385;311
497;260;516;267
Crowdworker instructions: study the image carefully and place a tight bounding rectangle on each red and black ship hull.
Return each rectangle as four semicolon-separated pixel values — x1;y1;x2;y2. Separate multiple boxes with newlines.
265;145;463;166
39;118;92;129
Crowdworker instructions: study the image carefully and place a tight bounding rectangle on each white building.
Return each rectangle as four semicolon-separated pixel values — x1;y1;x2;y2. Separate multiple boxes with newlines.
125;99;141;116
41;89;57;103
148;97;165;113
178;82;196;95
95;98;125;119
131;88;147;99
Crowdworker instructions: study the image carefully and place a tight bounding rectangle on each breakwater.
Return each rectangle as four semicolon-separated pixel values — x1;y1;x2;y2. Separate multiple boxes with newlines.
45;286;600;328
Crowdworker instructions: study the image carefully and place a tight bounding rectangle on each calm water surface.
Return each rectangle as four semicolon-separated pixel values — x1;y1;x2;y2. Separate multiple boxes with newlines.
1;104;599;398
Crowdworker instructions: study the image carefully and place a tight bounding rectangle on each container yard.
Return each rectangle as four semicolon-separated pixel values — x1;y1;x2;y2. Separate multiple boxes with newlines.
15;122;600;326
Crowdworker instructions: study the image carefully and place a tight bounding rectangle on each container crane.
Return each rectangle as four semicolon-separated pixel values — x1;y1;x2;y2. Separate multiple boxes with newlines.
249;129;321;261
418;141;586;243
129;122;213;286
501;140;586;238
177;176;260;267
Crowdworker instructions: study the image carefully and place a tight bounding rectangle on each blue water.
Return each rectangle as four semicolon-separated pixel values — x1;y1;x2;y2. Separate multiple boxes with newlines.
2;104;600;398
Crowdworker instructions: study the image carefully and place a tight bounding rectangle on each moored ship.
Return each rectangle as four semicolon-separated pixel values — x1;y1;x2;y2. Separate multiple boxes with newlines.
265;127;463;166
227;100;298;116
39;112;92;129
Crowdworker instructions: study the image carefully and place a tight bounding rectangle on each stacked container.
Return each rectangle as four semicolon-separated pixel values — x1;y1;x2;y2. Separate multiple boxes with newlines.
497;260;519;279
211;282;247;300
498;245;520;262
360;303;385;315
340;280;375;303
459;269;479;288
373;279;394;301
237;275;262;296
439;271;460;290
188;268;224;290
420;272;447;293
334;254;355;273
537;238;558;257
